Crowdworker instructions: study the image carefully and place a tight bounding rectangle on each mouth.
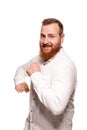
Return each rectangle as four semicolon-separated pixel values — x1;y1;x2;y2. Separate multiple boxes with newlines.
42;44;52;48
42;46;52;53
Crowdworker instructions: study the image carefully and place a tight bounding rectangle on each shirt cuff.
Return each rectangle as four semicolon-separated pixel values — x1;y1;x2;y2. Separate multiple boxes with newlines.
14;79;25;86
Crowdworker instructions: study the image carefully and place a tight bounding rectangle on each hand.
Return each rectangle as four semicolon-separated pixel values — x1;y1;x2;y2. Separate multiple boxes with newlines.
15;82;29;93
26;62;41;76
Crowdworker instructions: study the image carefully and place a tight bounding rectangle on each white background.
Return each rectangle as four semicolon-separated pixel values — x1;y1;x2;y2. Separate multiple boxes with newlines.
0;0;87;130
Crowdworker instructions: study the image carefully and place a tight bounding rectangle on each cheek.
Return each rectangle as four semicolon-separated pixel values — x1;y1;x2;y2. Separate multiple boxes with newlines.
52;42;58;47
39;39;42;45
40;39;44;45
40;42;42;47
53;42;61;49
40;37;45;42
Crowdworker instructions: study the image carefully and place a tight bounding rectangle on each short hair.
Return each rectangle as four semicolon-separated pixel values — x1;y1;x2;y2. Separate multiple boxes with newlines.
42;18;64;36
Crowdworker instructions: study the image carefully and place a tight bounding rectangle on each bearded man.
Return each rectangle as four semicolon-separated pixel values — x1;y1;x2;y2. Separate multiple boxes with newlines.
14;18;77;130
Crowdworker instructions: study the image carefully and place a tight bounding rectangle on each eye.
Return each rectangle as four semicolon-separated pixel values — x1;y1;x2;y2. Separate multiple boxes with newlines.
50;35;54;38
40;34;45;38
49;35;54;38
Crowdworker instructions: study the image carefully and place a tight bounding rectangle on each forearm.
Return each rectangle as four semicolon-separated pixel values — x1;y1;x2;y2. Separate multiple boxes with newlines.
14;66;30;92
14;67;27;86
13;56;39;86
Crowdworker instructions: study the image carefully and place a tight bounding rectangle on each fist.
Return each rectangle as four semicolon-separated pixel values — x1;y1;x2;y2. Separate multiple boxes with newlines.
15;82;29;93
26;62;41;76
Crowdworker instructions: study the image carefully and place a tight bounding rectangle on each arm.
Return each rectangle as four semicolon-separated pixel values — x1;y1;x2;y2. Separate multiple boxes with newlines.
27;62;77;115
14;56;39;93
14;64;30;93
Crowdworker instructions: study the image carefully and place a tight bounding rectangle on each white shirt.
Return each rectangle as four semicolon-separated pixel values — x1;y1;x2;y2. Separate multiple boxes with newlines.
14;48;77;130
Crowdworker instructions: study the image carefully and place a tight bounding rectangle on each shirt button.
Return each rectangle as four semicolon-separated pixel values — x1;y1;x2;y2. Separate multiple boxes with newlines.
33;97;35;100
31;121;33;123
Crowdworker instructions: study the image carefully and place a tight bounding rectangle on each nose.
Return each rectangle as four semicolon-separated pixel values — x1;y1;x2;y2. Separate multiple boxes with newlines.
44;37;49;44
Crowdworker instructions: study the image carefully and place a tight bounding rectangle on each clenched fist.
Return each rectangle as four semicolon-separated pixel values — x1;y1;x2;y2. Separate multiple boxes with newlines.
15;82;29;93
26;62;41;76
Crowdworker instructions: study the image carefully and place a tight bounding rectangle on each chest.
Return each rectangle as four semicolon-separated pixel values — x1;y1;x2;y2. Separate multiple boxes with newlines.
40;61;59;86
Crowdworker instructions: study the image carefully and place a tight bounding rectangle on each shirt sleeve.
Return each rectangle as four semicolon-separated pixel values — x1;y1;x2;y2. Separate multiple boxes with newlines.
14;66;27;86
13;55;39;86
30;64;77;115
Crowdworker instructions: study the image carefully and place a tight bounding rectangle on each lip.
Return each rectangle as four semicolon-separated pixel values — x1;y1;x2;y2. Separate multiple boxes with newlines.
42;46;51;52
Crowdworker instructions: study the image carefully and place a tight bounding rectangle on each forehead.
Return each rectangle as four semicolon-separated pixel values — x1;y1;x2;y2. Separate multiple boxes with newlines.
41;23;59;34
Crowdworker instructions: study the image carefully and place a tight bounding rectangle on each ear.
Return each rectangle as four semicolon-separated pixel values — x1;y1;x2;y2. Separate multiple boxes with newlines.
61;34;65;44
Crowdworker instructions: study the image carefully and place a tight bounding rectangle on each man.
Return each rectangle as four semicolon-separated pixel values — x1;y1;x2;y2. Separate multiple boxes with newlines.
14;18;77;130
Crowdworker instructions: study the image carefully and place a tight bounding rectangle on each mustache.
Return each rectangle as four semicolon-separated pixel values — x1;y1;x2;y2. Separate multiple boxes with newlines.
41;44;52;47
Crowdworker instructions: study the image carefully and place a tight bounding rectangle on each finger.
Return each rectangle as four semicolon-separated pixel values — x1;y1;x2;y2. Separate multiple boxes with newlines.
15;86;23;92
24;86;29;92
25;88;29;92
15;87;21;92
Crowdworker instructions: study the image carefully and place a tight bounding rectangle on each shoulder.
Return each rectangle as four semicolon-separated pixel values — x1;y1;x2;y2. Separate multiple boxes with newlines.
53;48;77;74
56;48;76;66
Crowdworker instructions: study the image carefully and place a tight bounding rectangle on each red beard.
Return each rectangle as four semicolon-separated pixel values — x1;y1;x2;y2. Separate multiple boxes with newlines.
39;43;61;60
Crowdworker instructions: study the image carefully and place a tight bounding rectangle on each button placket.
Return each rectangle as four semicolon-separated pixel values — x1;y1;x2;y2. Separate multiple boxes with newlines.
30;94;36;124
30;99;34;124
30;109;33;124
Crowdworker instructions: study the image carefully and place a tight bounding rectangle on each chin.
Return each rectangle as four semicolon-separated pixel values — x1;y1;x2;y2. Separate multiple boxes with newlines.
43;51;51;54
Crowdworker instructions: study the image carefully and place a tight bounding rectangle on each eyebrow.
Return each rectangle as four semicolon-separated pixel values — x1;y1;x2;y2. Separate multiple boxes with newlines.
40;33;45;37
40;33;55;36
